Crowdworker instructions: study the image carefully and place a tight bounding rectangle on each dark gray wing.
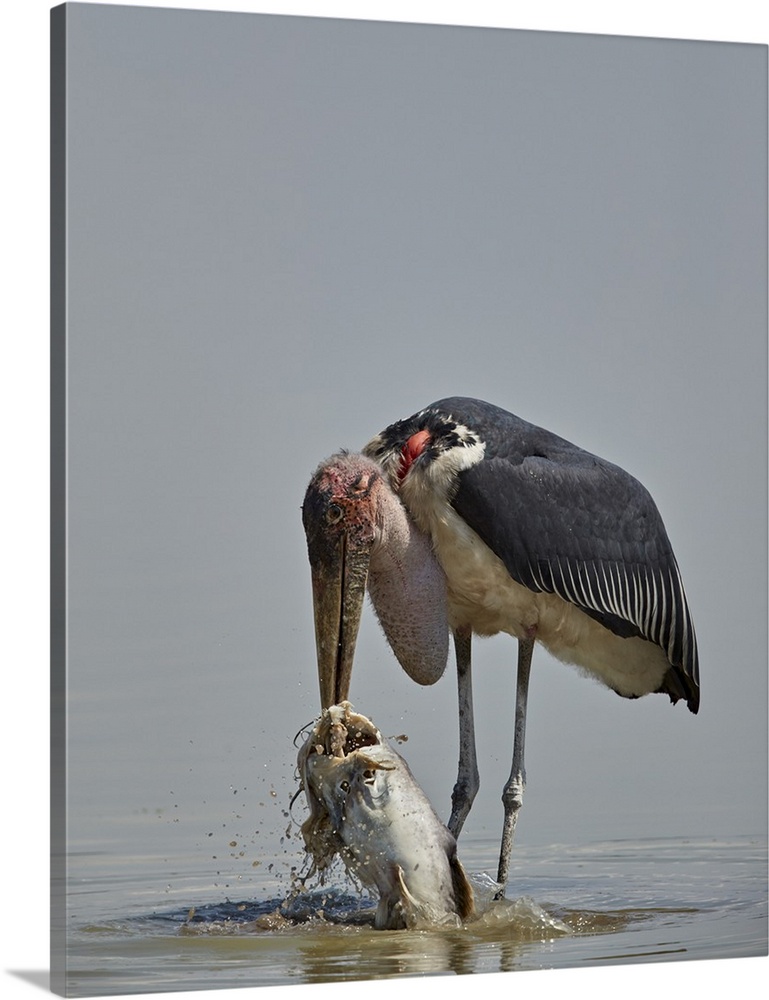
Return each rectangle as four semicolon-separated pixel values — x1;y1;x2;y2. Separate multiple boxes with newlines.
451;437;699;713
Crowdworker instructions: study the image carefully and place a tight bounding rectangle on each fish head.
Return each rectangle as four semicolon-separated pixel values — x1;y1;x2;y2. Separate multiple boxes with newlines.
304;748;395;832
296;702;384;872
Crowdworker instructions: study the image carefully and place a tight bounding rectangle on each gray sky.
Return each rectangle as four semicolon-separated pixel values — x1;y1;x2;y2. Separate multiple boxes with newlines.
60;1;765;866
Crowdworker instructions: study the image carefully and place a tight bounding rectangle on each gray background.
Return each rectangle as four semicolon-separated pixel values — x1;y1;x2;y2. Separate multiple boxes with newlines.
61;2;766;867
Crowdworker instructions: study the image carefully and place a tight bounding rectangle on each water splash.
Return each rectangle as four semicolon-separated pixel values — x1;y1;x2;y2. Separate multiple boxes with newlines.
473;895;572;937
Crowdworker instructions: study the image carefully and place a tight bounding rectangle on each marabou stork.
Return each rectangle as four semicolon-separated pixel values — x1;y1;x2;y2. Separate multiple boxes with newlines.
302;397;699;892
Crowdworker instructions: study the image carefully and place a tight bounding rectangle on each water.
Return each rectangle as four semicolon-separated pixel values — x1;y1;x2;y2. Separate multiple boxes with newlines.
63;827;767;996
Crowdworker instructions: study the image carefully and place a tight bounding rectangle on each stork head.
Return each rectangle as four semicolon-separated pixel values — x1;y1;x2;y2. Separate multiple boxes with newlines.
302;453;384;708
302;451;450;710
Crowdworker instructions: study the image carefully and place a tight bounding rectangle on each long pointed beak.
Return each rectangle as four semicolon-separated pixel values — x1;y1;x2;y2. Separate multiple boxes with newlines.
309;536;370;708
307;528;371;709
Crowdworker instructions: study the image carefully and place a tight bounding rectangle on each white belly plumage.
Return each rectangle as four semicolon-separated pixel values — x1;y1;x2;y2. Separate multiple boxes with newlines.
409;495;670;701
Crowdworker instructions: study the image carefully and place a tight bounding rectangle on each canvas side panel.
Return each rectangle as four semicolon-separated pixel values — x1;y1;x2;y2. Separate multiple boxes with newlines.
50;4;67;997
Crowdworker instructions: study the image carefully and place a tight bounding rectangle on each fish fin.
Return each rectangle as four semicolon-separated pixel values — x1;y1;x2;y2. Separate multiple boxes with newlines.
450;855;475;919
394;864;418;905
373;866;418;930
393;864;421;928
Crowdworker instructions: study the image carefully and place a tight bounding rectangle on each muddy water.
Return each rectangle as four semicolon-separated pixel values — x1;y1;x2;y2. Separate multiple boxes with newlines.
63;825;766;996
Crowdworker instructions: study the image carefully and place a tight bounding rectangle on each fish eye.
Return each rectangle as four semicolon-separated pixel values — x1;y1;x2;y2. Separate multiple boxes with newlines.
339;780;350;792
326;503;343;524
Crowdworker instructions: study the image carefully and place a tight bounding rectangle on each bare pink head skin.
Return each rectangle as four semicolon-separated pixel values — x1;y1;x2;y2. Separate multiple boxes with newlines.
302;452;449;709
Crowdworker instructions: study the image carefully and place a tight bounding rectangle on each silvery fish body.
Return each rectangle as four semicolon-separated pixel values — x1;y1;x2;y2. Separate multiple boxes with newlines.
298;702;474;930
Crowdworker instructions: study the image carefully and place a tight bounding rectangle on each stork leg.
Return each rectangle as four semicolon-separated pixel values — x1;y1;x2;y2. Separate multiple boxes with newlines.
447;627;480;838
495;636;535;898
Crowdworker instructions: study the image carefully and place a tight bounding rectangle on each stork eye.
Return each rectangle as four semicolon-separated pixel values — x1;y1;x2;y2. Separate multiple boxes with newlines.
340;780;350;792
326;503;343;524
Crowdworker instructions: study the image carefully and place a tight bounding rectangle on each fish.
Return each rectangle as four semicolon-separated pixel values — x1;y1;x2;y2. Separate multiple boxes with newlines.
297;701;474;930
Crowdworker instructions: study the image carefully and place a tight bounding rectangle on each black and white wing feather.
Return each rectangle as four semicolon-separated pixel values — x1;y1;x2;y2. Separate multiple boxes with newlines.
442;404;700;713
